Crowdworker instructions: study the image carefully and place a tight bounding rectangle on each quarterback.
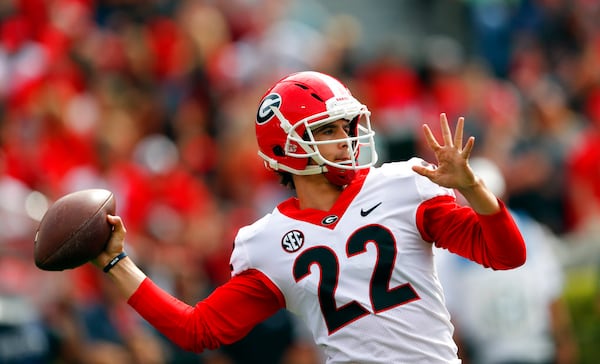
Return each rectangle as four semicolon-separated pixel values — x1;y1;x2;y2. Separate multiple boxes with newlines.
95;71;526;363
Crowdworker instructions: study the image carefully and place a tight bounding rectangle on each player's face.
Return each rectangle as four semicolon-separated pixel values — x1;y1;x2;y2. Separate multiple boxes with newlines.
310;119;352;164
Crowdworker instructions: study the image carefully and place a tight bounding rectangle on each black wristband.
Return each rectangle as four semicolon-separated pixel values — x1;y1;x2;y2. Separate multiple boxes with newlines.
103;251;127;273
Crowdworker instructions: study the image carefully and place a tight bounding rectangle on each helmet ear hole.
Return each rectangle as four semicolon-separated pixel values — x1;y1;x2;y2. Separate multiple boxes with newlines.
272;145;285;156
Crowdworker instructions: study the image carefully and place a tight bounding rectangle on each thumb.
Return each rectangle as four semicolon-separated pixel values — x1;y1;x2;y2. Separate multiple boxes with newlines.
107;215;127;236
412;163;437;178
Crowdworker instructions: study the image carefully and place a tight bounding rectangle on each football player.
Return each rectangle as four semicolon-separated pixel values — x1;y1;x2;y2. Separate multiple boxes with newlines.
95;71;526;363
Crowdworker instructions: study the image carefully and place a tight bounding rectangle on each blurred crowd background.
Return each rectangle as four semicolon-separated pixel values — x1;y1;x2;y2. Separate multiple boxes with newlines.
1;0;600;363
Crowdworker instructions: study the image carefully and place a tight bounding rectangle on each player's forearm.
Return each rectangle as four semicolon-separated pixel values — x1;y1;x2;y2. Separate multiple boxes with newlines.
100;255;147;299
456;176;500;215
127;270;285;353
474;203;527;269
423;196;526;269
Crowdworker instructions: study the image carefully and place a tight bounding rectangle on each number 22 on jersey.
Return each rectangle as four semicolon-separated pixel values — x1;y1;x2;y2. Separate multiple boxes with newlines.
292;224;421;334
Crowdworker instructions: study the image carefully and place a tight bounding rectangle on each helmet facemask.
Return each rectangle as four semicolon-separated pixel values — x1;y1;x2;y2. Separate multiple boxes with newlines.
272;97;378;185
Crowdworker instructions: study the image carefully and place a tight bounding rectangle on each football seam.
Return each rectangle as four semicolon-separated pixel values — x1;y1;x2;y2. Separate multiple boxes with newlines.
38;194;113;267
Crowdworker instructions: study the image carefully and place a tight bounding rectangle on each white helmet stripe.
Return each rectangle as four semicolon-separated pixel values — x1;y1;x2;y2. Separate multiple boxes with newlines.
309;72;349;99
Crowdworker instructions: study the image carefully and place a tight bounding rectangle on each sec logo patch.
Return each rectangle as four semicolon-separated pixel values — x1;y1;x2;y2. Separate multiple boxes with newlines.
282;230;304;253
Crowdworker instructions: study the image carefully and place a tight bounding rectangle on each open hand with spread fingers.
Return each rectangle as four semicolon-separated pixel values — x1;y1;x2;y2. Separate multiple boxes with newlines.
412;113;478;190
412;113;501;214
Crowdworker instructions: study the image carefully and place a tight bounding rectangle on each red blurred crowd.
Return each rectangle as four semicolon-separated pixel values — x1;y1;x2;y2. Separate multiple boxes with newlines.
1;0;600;363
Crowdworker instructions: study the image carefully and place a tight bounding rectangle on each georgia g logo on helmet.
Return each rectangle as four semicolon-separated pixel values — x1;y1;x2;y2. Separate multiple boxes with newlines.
256;93;282;125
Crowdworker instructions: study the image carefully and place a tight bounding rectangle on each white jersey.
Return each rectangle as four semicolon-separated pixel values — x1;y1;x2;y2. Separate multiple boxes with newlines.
230;159;460;363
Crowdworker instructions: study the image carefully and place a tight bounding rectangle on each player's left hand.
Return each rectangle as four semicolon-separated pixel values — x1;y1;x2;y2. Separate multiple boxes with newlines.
412;113;478;190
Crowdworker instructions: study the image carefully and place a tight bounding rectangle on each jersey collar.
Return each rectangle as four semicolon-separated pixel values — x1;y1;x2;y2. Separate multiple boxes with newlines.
276;168;370;229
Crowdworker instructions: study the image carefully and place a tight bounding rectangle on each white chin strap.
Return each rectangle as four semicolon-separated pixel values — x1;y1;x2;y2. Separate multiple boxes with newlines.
257;150;327;175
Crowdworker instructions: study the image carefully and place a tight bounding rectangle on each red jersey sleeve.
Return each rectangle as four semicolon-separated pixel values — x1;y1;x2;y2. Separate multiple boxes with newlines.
416;195;526;270
127;269;286;352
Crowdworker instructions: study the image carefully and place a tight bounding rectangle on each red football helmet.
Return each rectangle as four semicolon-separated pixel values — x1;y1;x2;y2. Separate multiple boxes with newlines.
255;71;377;185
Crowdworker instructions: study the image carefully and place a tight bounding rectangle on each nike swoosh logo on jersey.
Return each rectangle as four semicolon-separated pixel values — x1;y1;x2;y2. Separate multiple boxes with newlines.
360;202;382;217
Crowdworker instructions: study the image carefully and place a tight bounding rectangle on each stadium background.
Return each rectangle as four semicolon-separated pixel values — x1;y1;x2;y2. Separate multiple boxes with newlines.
1;0;599;363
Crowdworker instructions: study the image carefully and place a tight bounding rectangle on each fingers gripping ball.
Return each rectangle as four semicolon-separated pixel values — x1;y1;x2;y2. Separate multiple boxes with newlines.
34;189;116;271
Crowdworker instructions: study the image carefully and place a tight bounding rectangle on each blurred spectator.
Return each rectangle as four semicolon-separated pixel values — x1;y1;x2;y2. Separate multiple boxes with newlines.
36;264;167;364
564;86;600;235
78;267;167;364
504;75;586;235
354;48;423;163
436;157;579;364
0;256;52;364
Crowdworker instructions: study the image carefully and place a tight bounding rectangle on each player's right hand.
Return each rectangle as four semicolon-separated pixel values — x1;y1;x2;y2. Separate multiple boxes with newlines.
93;215;127;269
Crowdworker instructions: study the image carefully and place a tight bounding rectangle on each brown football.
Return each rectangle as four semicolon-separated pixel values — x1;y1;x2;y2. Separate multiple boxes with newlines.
34;189;116;271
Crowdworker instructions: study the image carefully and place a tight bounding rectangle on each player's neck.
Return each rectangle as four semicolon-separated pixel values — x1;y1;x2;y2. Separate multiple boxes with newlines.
294;174;344;211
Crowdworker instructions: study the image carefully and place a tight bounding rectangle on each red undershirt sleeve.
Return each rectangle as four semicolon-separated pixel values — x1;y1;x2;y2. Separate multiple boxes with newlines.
416;195;526;270
127;269;286;353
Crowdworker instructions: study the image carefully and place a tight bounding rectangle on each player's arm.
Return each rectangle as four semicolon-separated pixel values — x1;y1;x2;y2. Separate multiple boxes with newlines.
411;113;525;268
417;195;526;269
94;216;285;352
127;270;285;352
